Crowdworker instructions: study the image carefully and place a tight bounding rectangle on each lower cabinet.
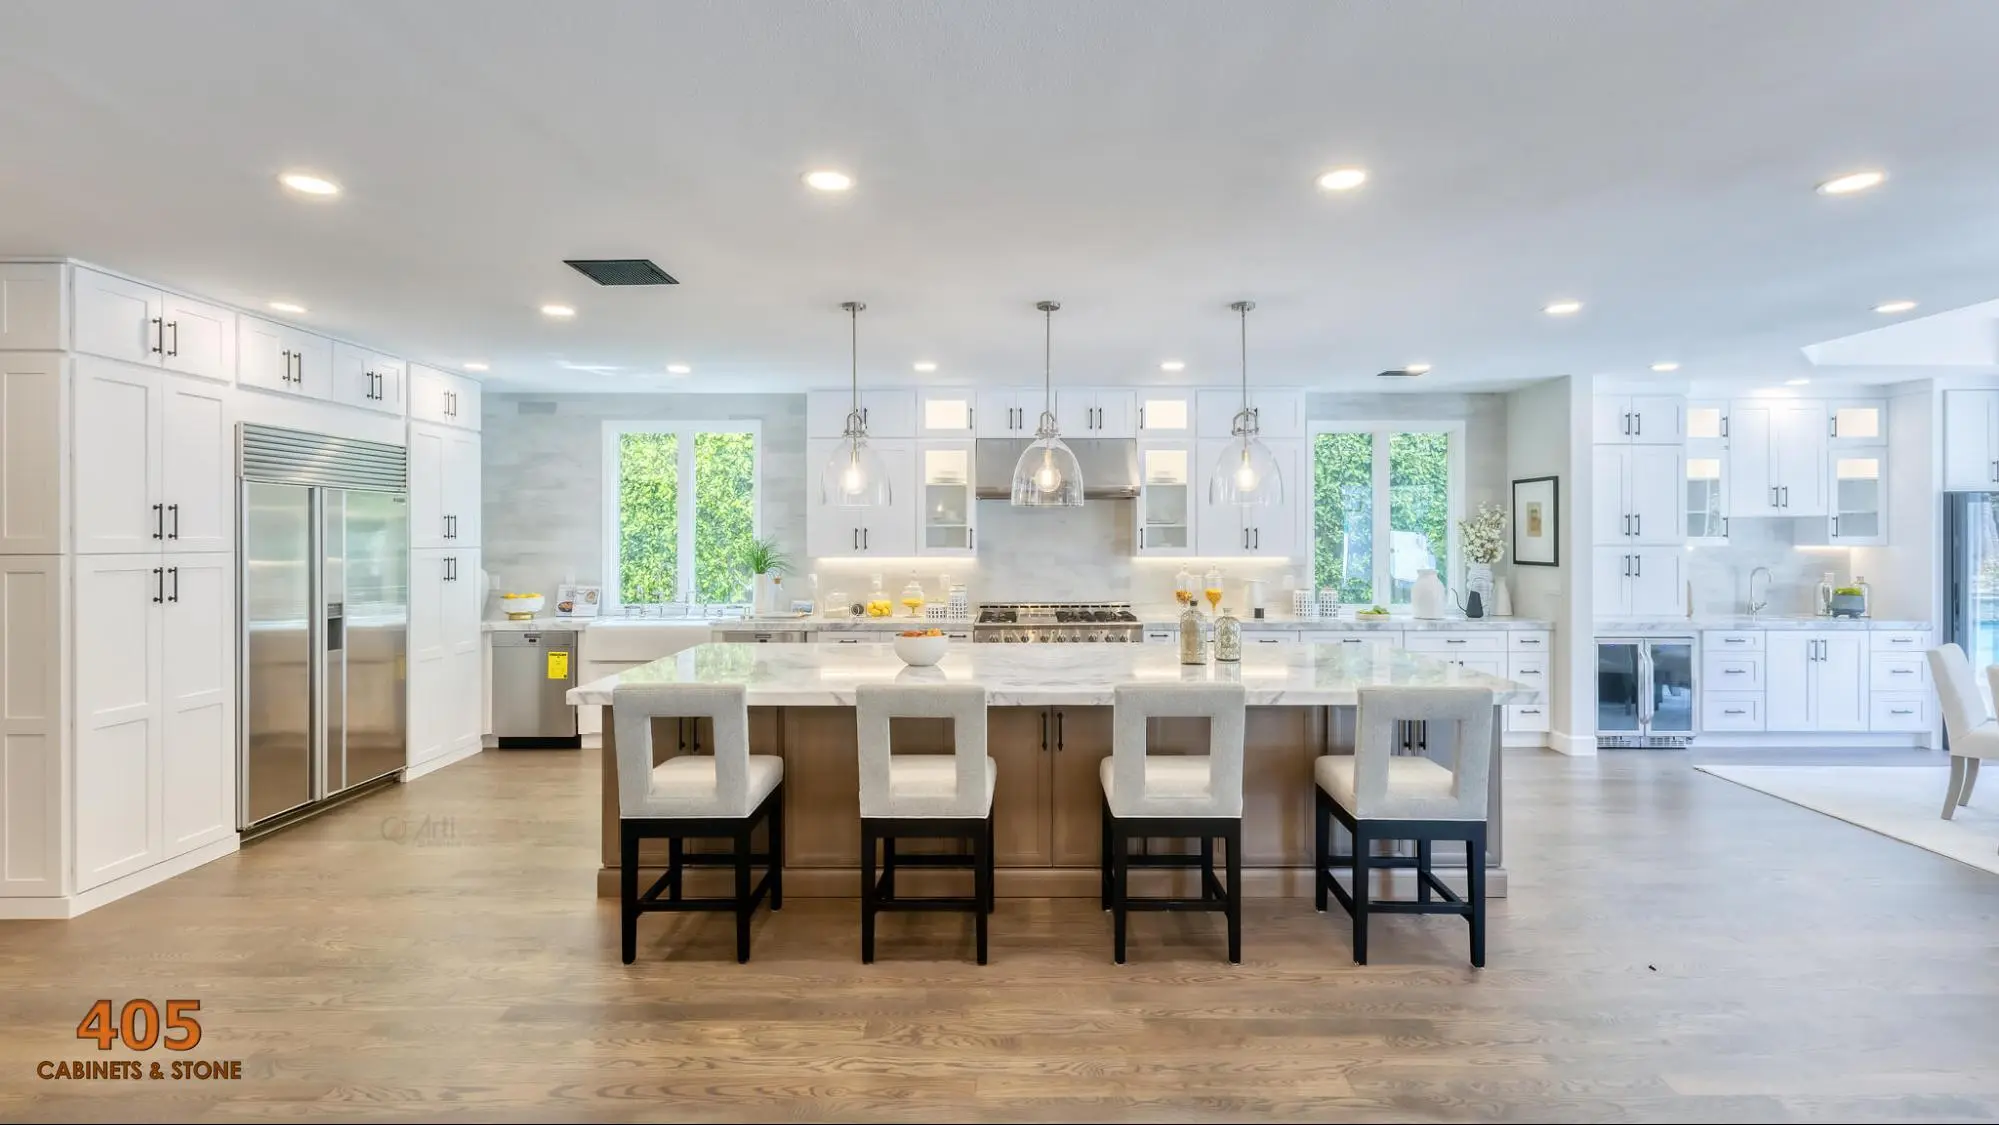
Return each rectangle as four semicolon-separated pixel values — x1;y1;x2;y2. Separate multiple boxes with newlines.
1765;632;1867;732
409;548;481;767
73;551;234;891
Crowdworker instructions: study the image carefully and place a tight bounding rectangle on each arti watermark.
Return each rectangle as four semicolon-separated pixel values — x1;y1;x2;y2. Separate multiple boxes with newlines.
379;814;460;847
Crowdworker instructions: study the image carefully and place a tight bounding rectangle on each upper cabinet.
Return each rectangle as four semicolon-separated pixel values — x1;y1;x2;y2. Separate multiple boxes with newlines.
1728;399;1828;517
409;421;481;550
238;315;332;401
72;267;235;383
1136;392;1196;435
975;388;1040;438
1593;394;1684;444
1592;444;1684;546
807;389;915;439
409;364;482;432
1685;401;1727;442
1194;438;1302;557
1686;451;1727;544
1196;389;1303;440
1827;399;1886;447
1056;388;1135;439
915;388;977;437
916;441;976;555
331;343;405;416
1135;440;1195;555
1942;390;1999;491
804;438;917;558
0;352;66;553
1826;454;1885;545
0;263;65;350
72;356;233;555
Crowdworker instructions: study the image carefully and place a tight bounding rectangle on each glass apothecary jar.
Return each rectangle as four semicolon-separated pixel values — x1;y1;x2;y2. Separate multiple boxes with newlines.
1214;607;1242;662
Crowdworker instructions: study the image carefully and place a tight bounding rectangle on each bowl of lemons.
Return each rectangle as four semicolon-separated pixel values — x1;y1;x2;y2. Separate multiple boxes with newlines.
892;628;950;667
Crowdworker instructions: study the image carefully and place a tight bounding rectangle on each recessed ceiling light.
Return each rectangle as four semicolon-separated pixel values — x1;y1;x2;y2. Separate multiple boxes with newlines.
1160;360;1186;372
1650;361;1680;372
463;361;488;372
1315;167;1368;192
666;364;692;375
1543;300;1583;316
1873;299;1917;314
267;300;306;314
802;169;854;192
278;171;340;197
912;361;937;373
1817;170;1886;196
540;303;576;318
1404;362;1432;375
1785;377;1811;386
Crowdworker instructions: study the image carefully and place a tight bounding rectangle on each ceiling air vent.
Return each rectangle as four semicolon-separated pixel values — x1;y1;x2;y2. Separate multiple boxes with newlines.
562;259;679;286
1377;368;1422;378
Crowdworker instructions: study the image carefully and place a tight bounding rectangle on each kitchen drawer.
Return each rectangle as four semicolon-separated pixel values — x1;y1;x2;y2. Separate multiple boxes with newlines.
1506;631;1551;652
1246;634;1291;647
1143;629;1175;645
1703;653;1764;691
1870;694;1932;731
1704;630;1763;652
1703;693;1765;731
1505;703;1549;733
1304;630;1403;649
1869;630;1929;652
1504;654;1547;692
1404;632;1504;654
1869;653;1927;692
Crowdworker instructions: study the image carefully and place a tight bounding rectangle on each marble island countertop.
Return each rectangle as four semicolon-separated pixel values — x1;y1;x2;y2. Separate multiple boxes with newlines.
1596;615;1932;633
567;640;1536;708
491;613;1548;634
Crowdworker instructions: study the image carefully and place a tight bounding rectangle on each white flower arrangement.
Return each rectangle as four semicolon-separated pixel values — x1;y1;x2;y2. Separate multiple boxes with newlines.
1459;502;1508;566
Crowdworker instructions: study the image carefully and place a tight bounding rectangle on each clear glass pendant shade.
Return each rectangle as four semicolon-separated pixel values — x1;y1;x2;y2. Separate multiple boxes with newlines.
1010;413;1085;507
1209;422;1284;507
822;428;892;508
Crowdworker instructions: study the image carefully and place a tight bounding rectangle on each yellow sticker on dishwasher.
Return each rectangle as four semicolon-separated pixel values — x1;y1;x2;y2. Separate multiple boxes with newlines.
546;650;569;680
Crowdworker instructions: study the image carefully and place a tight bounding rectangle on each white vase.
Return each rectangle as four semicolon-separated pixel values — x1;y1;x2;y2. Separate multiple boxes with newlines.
1412;568;1446;620
1466;563;1494;602
754;573;782;615
1493;576;1513;617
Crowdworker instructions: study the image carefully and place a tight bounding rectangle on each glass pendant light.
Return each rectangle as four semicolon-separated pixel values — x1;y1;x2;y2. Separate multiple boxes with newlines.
1010;300;1085;507
821;300;892;508
1209;299;1282;508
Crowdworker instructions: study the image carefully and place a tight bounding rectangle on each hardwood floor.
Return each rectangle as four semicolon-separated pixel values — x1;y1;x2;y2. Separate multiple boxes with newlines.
3;747;1997;1122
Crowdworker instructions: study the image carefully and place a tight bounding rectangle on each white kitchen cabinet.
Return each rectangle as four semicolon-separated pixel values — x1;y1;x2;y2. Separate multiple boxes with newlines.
71;268;234;382
72;358;233;555
331;342;405;415
238;315;332;400
73;554;164;889
1194;438;1302;556
1592;444;1683;546
916;441;976;555
1196;389;1304;440
1767;631;1868;732
1137;392;1197;435
1685;401;1727;441
916;388;978;437
1057;388;1135;439
408;547;481;767
1728;399;1828;517
808;389;914;439
409;422;480;550
1135;440;1196;555
408;363;481;431
1685;450;1728;544
0;556;63;896
0;262;64;350
805;439;915;558
161;553;234;856
1592;394;1684;445
1942;390;1999;491
1825;454;1885;545
975;388;1041;438
1828;400;1886;446
1593;546;1684;617
0;352;65;553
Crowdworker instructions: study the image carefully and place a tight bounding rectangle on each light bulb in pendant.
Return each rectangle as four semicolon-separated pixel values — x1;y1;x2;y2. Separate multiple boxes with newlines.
1035;455;1062;493
1234;460;1259;491
840;460;865;496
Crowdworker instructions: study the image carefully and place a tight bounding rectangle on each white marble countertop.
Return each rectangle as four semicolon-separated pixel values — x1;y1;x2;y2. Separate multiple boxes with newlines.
567;640;1536;708
1596;615;1932;633
1134;613;1553;632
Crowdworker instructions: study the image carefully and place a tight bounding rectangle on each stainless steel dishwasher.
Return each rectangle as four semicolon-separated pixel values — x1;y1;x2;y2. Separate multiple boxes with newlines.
491;630;581;748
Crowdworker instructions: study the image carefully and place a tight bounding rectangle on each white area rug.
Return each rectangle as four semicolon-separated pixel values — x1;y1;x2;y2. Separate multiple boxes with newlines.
1695;764;1999;877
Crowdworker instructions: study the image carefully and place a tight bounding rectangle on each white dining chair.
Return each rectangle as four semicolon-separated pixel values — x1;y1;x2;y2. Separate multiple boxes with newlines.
1924;644;1999;820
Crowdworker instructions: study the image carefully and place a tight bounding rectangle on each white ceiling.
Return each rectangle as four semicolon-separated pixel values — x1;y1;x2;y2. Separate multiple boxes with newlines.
3;1;1998;393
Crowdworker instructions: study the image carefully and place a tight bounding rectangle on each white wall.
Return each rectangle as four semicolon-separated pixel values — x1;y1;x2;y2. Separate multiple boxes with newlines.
1504;376;1588;753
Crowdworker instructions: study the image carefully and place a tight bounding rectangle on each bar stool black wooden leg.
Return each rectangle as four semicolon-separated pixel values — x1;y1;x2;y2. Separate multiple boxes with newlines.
881;836;897;903
1099;799;1112;911
974;817;991;966
733;823;752;965
769;788;785;911
1467;829;1487;969
1112;826;1129;965
1313;789;1330;913
1201;836;1216;901
1417;839;1433;903
985;813;997;915
620;821;639;965
860;822;877;965
1350;823;1371;965
1225;825;1242;965
667;836;684;902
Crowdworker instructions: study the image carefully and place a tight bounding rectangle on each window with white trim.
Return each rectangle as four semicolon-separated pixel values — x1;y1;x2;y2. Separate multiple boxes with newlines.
602;421;761;606
1310;422;1464;606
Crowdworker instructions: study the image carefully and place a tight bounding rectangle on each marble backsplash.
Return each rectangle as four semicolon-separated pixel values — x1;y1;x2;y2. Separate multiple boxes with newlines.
1684;519;1858;617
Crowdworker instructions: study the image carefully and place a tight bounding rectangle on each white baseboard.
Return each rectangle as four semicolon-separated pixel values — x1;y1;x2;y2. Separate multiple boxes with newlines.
1545;730;1598;756
1694;732;1931;751
403;742;483;782
0;836;239;919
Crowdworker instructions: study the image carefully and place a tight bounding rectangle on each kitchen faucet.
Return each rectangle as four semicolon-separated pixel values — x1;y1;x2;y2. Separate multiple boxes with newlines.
1748;566;1772;619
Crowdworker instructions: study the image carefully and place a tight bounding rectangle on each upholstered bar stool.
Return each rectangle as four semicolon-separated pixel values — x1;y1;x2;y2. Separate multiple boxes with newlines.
613;682;784;965
855;682;996;965
1927;644;1999;819
1316;684;1493;967
1100;682;1247;965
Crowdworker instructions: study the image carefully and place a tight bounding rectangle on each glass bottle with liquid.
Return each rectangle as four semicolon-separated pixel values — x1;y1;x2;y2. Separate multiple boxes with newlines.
1816;571;1836;617
1203;565;1225;615
1174;566;1196;609
1214;606;1243;663
1178;604;1208;664
900;573;926;618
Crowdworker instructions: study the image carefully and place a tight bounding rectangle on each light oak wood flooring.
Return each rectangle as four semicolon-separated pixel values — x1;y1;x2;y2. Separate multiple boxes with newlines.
2;748;1997;1123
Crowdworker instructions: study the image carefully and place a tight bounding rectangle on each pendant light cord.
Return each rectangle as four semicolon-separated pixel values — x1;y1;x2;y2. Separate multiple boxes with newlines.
1232;299;1255;412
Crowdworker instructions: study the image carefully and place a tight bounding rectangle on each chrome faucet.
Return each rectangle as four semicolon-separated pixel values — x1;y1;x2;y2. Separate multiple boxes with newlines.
1748;566;1772;619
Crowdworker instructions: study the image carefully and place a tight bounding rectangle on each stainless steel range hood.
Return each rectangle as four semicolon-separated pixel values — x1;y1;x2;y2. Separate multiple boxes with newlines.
974;438;1139;500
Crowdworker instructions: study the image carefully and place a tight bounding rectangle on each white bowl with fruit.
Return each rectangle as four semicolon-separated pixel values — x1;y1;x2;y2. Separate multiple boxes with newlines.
892;629;951;667
500;592;545;620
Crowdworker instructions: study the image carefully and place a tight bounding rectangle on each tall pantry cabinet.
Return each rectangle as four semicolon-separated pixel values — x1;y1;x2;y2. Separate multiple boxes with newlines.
406;365;483;773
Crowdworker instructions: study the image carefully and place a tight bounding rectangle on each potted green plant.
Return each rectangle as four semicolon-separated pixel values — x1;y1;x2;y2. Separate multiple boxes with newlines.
739;536;793;615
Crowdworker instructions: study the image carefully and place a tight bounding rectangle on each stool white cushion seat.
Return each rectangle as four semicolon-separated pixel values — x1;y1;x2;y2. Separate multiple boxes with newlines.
1103;683;1247;819
1099;755;1220;811
882;754;997;818
639;755;784;819
1316;755;1468;821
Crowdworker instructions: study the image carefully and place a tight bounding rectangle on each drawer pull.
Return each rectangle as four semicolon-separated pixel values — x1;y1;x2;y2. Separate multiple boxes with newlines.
1723;708;1747;715
1723;638;1747;644
1890;708;1915;715
1445;639;1467;645
1888;637;1914;644
1519;708;1540;715
1518;638;1541;645
1256;638;1281;644
1890;668;1915;675
1722;669;1746;675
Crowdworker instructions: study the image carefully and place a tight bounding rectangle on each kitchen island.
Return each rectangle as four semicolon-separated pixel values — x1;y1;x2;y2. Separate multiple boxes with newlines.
568;642;1533;899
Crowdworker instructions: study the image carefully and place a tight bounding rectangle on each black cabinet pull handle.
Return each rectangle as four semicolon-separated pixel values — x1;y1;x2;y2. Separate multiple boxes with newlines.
152;567;164;604
1055;709;1064;751
168;566;179;603
150;317;163;355
166;320;179;357
152;503;164;540
168;503;179;540
1040;712;1049;752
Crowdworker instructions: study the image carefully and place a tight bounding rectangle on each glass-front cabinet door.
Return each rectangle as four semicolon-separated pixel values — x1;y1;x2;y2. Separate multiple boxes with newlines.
1828;455;1885;544
1137;394;1195;435
917;389;977;437
1135;441;1193;554
1828;399;1886;447
1686;452;1728;543
1686;401;1727;442
917;441;975;555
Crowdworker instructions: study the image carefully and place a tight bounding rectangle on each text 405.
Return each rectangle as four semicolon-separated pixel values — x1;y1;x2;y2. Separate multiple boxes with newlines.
76;1000;201;1051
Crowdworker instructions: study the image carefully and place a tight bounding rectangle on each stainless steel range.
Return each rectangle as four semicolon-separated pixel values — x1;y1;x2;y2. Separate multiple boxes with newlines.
974;601;1142;643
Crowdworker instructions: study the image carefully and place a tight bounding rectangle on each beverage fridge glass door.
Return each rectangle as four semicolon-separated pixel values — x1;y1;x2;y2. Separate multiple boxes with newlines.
1596;641;1642;734
241;482;315;827
1647;640;1696;734
331;488;409;792
1949;493;1999;710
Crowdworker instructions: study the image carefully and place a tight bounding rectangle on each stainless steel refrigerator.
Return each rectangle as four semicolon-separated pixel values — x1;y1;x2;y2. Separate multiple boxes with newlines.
1947;494;1999;705
239;425;409;831
1596;637;1696;748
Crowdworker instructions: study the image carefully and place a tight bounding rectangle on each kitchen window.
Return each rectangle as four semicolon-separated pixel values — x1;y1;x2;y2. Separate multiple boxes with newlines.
1310;423;1463;606
602;421;761;606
